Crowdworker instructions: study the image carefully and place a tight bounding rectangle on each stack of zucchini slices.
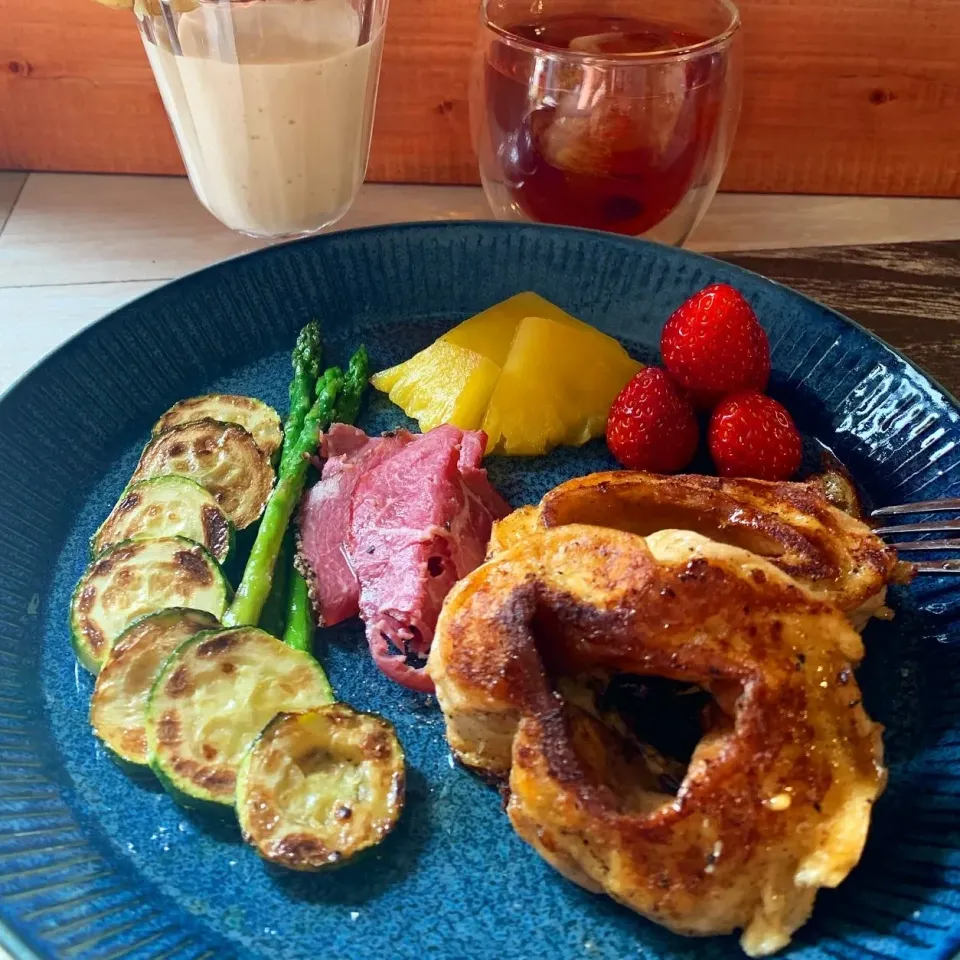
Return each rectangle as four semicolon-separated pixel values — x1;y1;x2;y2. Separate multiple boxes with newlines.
72;395;280;672
71;394;405;871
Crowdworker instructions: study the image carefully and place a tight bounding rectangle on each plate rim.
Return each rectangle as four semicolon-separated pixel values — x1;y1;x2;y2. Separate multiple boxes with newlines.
2;220;958;418
3;219;959;960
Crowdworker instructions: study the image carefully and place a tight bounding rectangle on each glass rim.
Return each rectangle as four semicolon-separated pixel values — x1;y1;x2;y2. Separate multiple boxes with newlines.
480;0;740;64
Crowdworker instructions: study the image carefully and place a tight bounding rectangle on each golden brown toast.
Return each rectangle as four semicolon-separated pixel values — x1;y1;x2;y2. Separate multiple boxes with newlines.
430;525;885;956
489;470;901;629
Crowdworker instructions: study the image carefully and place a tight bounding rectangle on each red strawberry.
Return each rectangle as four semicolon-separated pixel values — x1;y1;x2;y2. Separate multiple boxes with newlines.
606;368;698;473
708;391;803;481
661;283;770;409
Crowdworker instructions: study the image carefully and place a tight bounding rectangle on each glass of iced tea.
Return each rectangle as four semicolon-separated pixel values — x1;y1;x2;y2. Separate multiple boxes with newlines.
472;0;741;244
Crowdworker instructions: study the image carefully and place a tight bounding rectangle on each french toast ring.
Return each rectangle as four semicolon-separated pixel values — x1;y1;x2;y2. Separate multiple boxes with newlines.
489;470;904;629
429;524;886;956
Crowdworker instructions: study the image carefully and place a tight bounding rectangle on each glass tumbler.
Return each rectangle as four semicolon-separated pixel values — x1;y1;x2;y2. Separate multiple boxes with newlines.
472;0;741;244
137;0;389;239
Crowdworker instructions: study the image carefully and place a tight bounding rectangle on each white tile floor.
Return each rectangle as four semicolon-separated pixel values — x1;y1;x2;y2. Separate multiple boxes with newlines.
1;171;959;395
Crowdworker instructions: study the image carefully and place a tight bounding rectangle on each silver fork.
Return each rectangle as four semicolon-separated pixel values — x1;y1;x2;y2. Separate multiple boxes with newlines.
873;498;960;574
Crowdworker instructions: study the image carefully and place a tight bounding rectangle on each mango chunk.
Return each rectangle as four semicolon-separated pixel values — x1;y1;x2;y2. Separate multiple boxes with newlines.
482;315;642;455
371;293;642;456
371;340;501;433
441;292;583;366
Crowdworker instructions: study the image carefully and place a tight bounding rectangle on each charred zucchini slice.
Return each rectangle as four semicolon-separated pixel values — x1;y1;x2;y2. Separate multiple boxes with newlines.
145;627;333;810
153;395;283;462
90;608;220;766
91;477;234;563
130;418;274;530
236;705;405;870
69;537;230;674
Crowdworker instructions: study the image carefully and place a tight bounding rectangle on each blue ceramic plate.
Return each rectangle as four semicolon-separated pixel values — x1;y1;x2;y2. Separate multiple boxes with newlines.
1;222;959;960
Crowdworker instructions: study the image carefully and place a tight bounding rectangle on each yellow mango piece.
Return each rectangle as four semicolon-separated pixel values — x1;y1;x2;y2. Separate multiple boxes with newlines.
372;293;641;456
483;315;642;456
371;340;501;433
442;292;585;367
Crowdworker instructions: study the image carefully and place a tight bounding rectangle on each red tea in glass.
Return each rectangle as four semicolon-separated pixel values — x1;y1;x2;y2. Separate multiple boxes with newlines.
473;0;741;244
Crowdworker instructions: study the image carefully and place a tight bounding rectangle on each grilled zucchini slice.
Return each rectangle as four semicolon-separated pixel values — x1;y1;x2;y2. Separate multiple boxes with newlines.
91;477;234;563
236;705;405;870
130;418;274;530
90;608;220;767
153;395;283;462
145;627;333;810
70;537;230;674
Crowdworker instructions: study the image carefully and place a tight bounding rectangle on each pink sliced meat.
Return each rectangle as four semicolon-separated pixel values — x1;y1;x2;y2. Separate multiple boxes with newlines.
319;423;409;476
297;422;509;692
349;425;509;692
296;426;415;626
452;429;511;575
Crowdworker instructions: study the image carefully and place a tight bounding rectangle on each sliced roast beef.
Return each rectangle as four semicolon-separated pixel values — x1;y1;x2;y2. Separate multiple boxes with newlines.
320;423;402;473
297;422;509;693
296;426;415;626
349;425;509;691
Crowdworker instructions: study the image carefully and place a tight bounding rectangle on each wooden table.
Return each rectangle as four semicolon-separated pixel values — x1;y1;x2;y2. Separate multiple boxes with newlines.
724;241;960;398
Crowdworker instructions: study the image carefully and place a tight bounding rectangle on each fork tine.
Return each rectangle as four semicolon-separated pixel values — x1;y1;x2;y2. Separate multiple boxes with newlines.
872;498;960;517
874;519;960;536
914;559;960;574
889;538;960;551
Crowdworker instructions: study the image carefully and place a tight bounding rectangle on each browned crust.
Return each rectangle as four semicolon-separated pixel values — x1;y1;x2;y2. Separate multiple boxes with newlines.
293;519;326;627
197;631;241;658
263;827;341;870
131;419;273;530
88;541;138;576
165;664;194;698
74;542;217;663
201;505;231;561
114;491;142;515
154;395;263;433
153;394;282;458
90;609;220;765
429;524;885;948
173;547;215;585
93;485;231;560
75;585;106;658
154;708;236;796
242;708;405;870
529;470;898;617
813;452;864;519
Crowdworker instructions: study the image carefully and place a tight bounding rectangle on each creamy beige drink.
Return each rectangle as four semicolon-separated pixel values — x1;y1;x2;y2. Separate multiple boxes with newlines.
142;0;383;237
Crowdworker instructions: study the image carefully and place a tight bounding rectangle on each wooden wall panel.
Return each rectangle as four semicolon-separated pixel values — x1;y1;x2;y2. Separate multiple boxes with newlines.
1;0;958;195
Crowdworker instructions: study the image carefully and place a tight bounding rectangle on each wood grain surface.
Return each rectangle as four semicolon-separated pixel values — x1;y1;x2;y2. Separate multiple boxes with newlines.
2;0;959;195
722;241;960;397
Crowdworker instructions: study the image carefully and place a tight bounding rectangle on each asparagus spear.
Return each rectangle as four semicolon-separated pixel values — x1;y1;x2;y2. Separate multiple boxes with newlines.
282;345;370;651
333;344;370;426
282;321;323;466
258;530;292;638
282;564;314;655
257;323;321;636
224;368;343;627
